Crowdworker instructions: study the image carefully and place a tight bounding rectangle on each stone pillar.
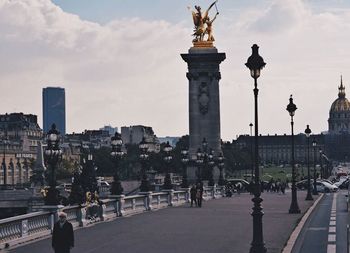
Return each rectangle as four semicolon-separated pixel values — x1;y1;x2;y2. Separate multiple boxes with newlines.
162;189;174;206
181;47;226;182
17;158;22;185
139;191;153;211
9;158;15;185
110;194;125;216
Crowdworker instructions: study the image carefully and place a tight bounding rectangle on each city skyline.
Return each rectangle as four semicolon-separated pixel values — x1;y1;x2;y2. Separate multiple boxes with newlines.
1;0;350;140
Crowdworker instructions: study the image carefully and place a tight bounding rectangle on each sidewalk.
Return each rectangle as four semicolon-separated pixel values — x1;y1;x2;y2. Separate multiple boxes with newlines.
10;191;318;253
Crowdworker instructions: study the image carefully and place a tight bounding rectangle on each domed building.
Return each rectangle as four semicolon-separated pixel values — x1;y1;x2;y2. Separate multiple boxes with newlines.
328;76;350;134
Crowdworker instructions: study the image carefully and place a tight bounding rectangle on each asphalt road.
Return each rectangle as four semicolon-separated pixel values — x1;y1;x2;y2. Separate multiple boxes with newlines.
292;190;348;253
10;191;315;253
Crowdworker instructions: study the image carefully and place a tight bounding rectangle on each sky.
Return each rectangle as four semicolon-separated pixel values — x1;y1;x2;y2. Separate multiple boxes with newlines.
1;0;350;140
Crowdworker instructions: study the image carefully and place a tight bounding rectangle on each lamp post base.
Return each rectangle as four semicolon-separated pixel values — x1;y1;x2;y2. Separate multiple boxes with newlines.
305;191;313;201
289;203;301;214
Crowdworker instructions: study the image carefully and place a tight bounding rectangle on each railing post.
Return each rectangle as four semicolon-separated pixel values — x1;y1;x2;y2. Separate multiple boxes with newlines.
212;185;217;199
99;203;106;221
20;220;29;237
117;195;125;216
139;192;153;211
184;188;191;203
162;190;174;206
78;206;87;227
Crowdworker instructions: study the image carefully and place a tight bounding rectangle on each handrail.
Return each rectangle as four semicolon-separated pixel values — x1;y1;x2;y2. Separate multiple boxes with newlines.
0;186;224;249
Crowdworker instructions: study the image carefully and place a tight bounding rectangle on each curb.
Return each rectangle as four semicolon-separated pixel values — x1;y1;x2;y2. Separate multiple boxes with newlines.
281;193;324;253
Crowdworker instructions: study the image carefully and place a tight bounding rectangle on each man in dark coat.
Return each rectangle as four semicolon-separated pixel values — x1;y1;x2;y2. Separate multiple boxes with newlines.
52;212;74;253
190;185;197;207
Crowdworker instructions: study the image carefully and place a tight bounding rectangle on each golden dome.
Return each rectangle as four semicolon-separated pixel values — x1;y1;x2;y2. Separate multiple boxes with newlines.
330;76;350;112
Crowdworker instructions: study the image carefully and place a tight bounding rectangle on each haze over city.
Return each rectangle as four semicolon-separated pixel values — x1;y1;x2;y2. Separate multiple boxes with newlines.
1;0;350;139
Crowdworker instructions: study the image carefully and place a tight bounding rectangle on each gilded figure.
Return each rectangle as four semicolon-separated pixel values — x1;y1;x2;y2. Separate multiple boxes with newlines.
188;1;219;43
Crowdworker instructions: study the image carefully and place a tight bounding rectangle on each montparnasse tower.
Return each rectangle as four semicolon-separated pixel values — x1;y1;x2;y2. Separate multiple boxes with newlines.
328;76;350;134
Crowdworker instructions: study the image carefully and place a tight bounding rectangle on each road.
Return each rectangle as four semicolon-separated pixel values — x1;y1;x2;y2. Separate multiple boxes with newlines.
9;191;315;253
292;190;348;253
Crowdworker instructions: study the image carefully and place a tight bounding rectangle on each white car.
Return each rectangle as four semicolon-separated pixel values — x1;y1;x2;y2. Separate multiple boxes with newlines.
316;181;338;193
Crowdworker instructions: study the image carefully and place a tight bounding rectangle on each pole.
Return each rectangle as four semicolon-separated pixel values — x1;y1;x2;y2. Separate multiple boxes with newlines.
250;124;254;182
312;144;318;195
249;78;266;253
306;137;313;200
289;116;300;213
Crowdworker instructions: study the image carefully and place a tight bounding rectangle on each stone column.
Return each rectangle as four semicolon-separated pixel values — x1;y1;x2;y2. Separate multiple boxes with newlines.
9;158;15;185
181;47;226;182
17;158;22;185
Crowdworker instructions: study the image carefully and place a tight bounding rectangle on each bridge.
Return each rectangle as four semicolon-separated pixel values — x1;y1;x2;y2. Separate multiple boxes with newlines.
0;188;319;253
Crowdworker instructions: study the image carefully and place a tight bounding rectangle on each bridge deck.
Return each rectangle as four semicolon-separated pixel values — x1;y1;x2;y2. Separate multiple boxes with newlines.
10;191;315;253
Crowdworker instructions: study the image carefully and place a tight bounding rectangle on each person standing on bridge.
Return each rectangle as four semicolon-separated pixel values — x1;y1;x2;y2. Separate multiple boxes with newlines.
190;185;197;207
52;212;74;253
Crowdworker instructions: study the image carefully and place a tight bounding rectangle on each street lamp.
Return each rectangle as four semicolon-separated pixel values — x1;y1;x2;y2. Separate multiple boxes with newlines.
196;148;203;184
217;152;225;186
304;125;313;201
44;124;62;205
312;139;318;195
286;95;300;214
110;132;125;195
181;148;189;188
245;43;266;253
249;123;254;182
163;141;173;190
208;149;215;186
319;148;323;179
80;143;98;195
139;137;150;192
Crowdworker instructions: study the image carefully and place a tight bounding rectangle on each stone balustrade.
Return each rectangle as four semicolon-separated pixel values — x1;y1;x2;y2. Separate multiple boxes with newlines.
0;187;223;249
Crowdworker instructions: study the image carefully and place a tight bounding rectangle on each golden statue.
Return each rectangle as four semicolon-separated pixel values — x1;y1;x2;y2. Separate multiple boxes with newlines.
188;1;219;47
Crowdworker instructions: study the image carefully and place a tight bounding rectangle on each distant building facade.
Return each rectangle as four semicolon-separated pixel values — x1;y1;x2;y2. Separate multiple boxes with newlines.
234;77;350;163
43;87;66;135
0;113;43;184
121;125;160;152
99;125;118;136
328;77;350;134
157;137;180;147
234;134;326;165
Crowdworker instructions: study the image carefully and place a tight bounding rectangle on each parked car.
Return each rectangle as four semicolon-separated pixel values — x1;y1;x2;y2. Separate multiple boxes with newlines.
335;178;350;189
316;181;338;193
225;179;250;191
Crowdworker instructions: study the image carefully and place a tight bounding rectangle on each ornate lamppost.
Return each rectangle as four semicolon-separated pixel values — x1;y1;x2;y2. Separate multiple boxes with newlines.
181;148;189;188
312;139;318;195
110;132;125;195
80;143;98;196
287;95;300;214
249;123;254;181
304;125;313;201
44;124;62;205
208;148;215;186
163;141;173;190
319;149;324;179
139;137;150;192
245;43;266;253
196;148;203;184
217;152;225;186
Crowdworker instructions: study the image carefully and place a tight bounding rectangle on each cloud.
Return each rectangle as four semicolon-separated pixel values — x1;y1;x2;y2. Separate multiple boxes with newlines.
1;0;350;140
0;0;190;136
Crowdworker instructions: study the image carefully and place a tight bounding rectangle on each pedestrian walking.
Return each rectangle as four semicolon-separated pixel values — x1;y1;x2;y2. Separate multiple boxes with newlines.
190;185;197;207
196;183;203;207
52;212;74;253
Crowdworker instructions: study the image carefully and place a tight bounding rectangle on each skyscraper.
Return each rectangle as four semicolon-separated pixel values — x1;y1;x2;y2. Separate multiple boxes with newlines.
42;87;66;135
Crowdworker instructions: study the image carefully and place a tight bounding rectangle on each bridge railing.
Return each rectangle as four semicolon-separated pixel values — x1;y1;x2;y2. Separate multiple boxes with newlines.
0;187;223;249
0;211;52;247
